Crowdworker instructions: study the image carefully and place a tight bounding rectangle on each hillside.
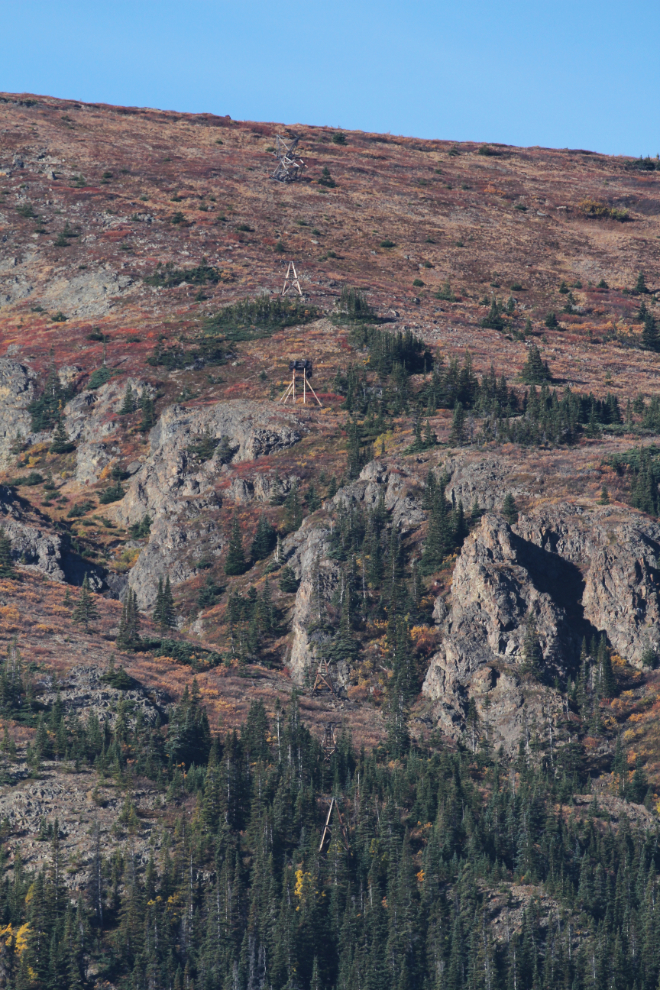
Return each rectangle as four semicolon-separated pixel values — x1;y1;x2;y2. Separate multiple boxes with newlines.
0;91;659;990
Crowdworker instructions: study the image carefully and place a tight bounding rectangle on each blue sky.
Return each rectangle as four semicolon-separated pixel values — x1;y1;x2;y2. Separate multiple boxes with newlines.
2;0;659;157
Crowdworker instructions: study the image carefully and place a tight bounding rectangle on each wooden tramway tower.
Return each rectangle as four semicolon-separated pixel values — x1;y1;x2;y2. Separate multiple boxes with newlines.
282;261;303;297
271;135;305;183
321;721;339;761
319;796;350;853
312;658;335;695
280;359;322;407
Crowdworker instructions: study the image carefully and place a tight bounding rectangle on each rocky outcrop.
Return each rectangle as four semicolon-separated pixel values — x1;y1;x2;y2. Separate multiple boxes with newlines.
0;359;37;466
284;460;424;685
111;399;304;527
64;376;149;484
422;499;660;747
422;513;578;744
516;503;660;664
0;484;66;581
286;523;340;685
225;472;299;504
0;264;134;317
127;511;223;610
102;400;304;607
36;663;169;726
332;459;425;531
0;485;106;587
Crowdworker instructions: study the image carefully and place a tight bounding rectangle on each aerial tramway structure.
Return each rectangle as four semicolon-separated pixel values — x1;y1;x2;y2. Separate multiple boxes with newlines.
271;135;305;182
319;796;350;853
280;359;322;407
282;261;303;297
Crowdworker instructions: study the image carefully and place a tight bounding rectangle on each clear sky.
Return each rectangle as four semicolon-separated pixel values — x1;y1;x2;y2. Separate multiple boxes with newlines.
2;0;659;157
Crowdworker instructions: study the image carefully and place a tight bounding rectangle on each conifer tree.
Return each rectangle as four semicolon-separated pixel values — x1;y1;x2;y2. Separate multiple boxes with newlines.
0;527;16;579
119;382;136;415
71;573;99;631
521;614;543;676
250;515;277;561
502;492;518;524
635;271;648;294
153;576;176;633
49;417;75;454
641;310;659;351
448;402;466;445
139;392;155;431
599;633;616;697
225;516;249;575
521;344;551;384
598;485;610;505
283;481;303;531
117;588;140;650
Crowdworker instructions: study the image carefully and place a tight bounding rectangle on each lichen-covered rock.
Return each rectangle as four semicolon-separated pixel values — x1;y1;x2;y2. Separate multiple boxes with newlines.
110;399;304;527
286;523;341;686
64;377;149;485
516;503;660;665
423;513;574;692
0;484;66;581
0;359;37;465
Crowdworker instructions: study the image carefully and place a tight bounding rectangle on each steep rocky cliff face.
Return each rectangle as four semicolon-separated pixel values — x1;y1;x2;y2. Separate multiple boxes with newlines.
0;359;38;465
108;400;305;608
516;503;660;664
422;498;660;748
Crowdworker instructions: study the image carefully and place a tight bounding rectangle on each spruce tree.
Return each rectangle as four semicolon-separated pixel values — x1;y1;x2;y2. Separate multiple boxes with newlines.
521;344;551;384
71;573;99;631
599;634;616;698
635;271;648;294
641;311;659;351
119;383;136;415
117;588;140;650
225;516;249;576
598;485;610;505
448;402;466;445
502;493;518;524
521;614;543;676
0;528;15;579
250;515;277;561
153;576;176;633
49;417;75;454
161;577;175;631
139;392;155;432
153;576;164;627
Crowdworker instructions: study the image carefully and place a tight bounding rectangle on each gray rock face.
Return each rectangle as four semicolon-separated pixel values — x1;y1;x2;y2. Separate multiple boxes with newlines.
0;359;37;465
0;485;106;588
111;399;304;528
127;511;223;610
516;503;660;664
36;663;169;726
284;460;425;685
0;485;66;581
286;523;340;686
226;472;298;504
102;400;304;607
0;265;134;317
422;500;660;747
333;460;425;531
422;513;578;743
64;377;148;485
